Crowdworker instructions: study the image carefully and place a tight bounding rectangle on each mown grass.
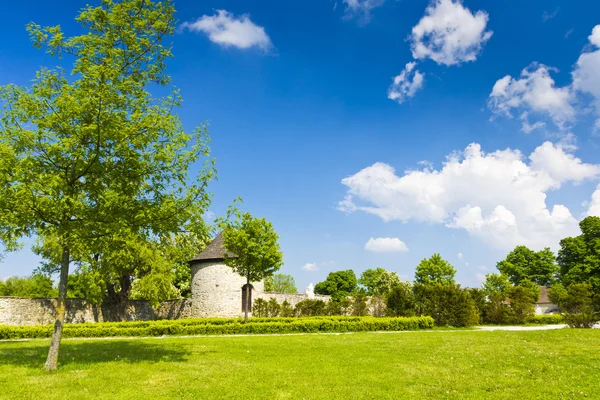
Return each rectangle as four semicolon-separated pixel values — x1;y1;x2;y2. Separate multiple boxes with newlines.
1;329;599;399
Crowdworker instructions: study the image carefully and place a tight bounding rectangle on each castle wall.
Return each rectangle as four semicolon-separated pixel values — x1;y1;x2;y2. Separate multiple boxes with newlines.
0;297;193;326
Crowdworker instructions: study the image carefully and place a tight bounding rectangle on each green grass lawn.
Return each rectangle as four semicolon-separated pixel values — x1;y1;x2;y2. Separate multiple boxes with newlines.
1;329;599;399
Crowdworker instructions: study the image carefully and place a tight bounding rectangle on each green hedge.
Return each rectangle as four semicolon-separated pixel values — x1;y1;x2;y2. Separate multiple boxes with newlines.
525;314;564;325
0;316;434;340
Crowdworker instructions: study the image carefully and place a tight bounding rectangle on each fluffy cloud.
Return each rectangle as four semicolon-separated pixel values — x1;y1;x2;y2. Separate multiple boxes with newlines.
302;262;318;272
180;10;271;50
388;62;425;103
586;184;600;217
364;237;409;253
410;0;493;66
489;64;575;131
339;142;600;250
343;0;385;22
572;25;600;128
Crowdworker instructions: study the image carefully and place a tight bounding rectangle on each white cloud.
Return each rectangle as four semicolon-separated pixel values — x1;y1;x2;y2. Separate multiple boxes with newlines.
489;64;575;131
542;8;559;22
457;252;463;260
410;0;493;66
302;262;318;272
364;237;409;253
343;0;385;22
572;25;600;128
180;10;272;50
586;184;600;217
339;141;600;250
388;62;425;103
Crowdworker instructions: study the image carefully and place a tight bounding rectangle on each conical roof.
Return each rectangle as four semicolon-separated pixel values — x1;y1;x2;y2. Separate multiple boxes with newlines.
188;232;235;263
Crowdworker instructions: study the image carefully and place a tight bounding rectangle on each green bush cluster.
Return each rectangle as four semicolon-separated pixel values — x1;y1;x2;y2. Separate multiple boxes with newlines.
525;314;564;325
0;316;434;340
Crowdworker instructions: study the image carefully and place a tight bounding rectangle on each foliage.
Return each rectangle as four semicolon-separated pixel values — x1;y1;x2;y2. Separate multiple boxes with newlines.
222;212;284;321
66;269;105;303
557;216;600;293
294;299;327;317
0;275;57;298
414;254;456;285
497;245;558;286
264;274;297;294
325;299;351;316
314;270;358;301
507;285;536;324
252;299;269;318
525;314;564;325
350;292;369;316
551;283;599;328
0;0;216;369
0;316;435;340
414;284;479;327
280;300;295;317
359;268;401;296
385;282;416;317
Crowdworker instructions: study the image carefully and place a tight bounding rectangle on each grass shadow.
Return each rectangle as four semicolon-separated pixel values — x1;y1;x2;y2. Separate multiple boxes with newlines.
0;340;197;369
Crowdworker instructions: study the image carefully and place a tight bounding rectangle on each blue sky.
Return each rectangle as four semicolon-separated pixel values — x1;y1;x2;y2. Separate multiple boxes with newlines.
1;0;600;291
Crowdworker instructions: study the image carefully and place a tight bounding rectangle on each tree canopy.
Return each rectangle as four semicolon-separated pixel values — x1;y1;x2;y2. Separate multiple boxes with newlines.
315;270;358;301
557;216;600;292
264;273;297;294
0;275;57;298
359;268;401;296
414;254;456;285
496;245;557;286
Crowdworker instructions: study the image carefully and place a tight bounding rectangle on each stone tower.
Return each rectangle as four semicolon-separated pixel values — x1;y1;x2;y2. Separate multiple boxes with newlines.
188;232;264;318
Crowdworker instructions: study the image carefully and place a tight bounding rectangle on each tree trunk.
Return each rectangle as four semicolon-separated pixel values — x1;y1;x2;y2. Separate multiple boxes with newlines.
45;245;70;371
244;277;250;323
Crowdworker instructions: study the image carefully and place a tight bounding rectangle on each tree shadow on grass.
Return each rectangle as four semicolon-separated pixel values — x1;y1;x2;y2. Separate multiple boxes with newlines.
0;340;205;369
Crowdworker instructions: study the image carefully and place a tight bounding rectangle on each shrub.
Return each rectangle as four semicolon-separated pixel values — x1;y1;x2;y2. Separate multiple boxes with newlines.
294;299;327;317
267;298;281;317
386;284;416;317
252;298;268;317
280;300;294;317
507;285;536;324
350;293;369;316
526;314;564;325
0;316;435;340
414;284;479;327
325;299;351;316
559;284;599;328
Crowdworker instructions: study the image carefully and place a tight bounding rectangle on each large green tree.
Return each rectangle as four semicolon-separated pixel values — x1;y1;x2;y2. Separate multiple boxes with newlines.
557;216;600;292
359;268;401;296
414;254;456;285
0;0;215;370
314;270;358;301
222;213;284;323
264;273;297;294
497;245;557;286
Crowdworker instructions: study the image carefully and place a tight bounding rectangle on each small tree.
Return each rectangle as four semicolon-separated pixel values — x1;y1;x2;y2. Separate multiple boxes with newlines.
222;213;283;323
264;273;297;293
507;285;536;324
414;254;456;285
280;300;294;317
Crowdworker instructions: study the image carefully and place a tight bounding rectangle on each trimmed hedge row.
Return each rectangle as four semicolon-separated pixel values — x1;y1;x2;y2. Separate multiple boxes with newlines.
525;314;564;325
0;316;434;340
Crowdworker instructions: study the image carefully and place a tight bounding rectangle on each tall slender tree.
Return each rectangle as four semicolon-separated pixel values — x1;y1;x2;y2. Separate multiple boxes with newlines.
0;0;215;370
222;213;283;323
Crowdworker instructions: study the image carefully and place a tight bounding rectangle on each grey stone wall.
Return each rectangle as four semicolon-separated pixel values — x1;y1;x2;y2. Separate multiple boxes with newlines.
0;297;193;326
255;292;331;307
